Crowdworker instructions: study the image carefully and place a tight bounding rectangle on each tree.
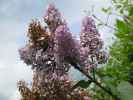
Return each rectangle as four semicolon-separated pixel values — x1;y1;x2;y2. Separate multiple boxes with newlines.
93;0;133;100
17;3;113;100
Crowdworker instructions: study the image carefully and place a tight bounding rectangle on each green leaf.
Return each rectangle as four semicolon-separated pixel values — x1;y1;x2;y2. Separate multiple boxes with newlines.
116;19;129;34
128;52;133;62
101;7;112;14
97;23;103;27
102;76;118;95
117;81;133;100
73;80;91;89
129;6;133;16
116;4;122;9
128;16;133;22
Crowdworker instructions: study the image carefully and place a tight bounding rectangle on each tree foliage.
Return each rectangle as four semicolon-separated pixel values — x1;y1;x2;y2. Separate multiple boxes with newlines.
93;0;133;99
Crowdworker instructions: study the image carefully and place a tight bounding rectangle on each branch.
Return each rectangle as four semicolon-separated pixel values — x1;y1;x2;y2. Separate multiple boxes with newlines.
72;64;120;100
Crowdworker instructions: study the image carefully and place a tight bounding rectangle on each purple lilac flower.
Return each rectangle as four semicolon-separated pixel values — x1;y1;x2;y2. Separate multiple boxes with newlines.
80;16;102;50
19;45;55;71
80;16;107;68
54;25;80;68
44;3;65;32
19;45;36;66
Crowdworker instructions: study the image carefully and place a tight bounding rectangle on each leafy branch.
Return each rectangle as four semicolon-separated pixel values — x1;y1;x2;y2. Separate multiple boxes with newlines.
72;64;120;100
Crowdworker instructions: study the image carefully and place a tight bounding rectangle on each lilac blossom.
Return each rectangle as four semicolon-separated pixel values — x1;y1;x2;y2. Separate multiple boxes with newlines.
54;25;81;67
19;45;36;66
80;16;101;50
80;16;108;67
19;45;56;71
44;3;65;32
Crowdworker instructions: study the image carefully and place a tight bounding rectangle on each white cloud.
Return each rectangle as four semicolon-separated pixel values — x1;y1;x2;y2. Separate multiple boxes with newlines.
9;90;21;100
0;19;32;100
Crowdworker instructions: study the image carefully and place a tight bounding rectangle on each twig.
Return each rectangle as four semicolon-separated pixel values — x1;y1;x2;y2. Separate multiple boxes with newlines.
92;68;96;80
92;14;121;33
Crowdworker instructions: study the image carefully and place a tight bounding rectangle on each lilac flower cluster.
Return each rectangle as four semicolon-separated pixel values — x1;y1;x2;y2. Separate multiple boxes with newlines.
18;3;108;100
80;16;108;69
44;3;65;33
54;25;80;68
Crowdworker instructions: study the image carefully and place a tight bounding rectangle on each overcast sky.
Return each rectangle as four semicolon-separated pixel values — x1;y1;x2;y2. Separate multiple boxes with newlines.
0;0;114;99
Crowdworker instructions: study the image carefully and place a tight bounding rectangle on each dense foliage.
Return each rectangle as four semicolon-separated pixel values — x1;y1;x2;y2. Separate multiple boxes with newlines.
92;0;133;100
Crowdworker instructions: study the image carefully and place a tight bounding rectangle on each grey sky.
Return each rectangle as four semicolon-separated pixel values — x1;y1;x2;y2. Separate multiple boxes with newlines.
0;0;113;99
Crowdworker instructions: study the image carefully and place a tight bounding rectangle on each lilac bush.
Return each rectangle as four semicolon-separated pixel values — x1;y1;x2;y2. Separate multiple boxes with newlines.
18;3;108;100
